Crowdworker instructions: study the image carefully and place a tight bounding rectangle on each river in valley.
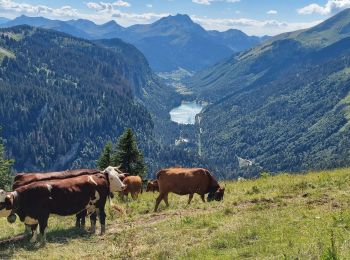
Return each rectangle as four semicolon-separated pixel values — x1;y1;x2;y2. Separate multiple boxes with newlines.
170;101;204;125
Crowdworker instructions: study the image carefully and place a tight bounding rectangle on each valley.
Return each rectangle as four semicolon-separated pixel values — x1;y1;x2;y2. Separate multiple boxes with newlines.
1;7;350;179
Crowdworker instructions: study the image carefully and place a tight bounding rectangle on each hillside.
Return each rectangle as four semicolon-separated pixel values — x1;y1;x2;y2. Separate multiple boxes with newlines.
0;25;155;172
2;14;265;72
94;38;181;128
1;168;350;258
187;9;350;175
188;8;350;102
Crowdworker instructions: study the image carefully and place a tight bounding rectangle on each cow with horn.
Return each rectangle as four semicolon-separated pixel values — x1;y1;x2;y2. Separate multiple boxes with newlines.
0;166;126;243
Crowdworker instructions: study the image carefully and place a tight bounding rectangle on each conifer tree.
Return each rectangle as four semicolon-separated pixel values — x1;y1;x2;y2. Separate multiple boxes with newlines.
112;129;147;178
96;141;113;170
0;128;13;190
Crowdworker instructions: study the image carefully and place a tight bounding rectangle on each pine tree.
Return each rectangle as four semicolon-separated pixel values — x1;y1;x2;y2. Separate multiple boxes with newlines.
0;128;13;190
96;141;113;170
112;129;147;178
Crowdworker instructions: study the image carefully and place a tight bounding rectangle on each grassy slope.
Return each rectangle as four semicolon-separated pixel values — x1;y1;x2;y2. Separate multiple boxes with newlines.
2;168;350;258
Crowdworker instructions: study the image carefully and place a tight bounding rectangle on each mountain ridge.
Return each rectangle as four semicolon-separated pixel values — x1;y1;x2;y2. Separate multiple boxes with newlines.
1;14;266;72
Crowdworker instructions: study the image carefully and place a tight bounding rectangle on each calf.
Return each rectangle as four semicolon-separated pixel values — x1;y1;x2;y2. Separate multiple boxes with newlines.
120;176;143;200
0;166;125;243
146;180;159;192
154;167;225;212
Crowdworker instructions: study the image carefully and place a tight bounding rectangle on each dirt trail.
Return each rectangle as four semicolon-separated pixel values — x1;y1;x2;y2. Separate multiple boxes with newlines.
107;207;218;234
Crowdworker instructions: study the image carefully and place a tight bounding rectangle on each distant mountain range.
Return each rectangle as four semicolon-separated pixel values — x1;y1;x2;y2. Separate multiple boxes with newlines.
1;14;267;72
187;8;350;176
0;17;9;24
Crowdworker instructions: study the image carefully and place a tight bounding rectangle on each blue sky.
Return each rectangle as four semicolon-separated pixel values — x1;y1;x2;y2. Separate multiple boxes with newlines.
0;0;348;35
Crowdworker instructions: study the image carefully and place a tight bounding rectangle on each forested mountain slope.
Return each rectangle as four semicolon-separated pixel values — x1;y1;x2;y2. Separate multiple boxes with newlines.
0;26;155;171
187;9;350;176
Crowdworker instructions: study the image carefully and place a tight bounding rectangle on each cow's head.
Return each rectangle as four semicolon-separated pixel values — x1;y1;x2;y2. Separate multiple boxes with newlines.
0;190;13;218
118;173;131;182
104;166;127;192
146;180;158;192
214;187;225;201
207;187;225;202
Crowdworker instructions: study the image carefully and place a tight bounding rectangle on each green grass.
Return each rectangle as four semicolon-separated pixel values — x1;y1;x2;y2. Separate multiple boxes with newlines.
2;168;350;259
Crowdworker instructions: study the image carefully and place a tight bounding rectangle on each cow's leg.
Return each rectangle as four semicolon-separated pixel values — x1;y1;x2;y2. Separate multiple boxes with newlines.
154;193;165;212
80;214;86;229
90;212;97;234
38;216;48;244
75;214;81;228
119;192;123;200
99;208;106;235
188;194;194;205
76;210;86;228
163;193;169;207
200;194;206;203
24;224;31;235
131;192;137;200
30;224;38;243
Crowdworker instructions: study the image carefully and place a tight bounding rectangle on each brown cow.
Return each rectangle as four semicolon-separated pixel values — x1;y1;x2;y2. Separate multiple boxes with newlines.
119;175;143;200
0;166;125;243
12;169;101;190
12;167;127;228
154;167;225;212
146;180;159;192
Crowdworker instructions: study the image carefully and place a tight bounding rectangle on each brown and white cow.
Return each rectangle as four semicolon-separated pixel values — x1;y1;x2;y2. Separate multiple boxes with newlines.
119;175;143;200
146;179;159;192
0;166;125;243
154;167;225;212
12;167;126;228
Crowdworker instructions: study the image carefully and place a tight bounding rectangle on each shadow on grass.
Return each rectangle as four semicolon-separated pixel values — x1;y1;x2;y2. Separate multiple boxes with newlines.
0;227;91;258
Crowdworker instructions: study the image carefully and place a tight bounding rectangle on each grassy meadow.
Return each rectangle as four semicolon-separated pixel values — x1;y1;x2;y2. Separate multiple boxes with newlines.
2;168;350;259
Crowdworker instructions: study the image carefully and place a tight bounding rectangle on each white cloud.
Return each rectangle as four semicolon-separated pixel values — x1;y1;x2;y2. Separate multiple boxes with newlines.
192;16;321;35
0;0;78;17
114;0;130;7
86;1;131;11
192;0;240;5
267;10;277;15
192;0;211;5
146;4;153;8
298;0;350;15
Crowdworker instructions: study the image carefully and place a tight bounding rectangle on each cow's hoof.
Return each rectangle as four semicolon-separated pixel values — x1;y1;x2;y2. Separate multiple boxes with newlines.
30;235;37;243
7;214;16;223
100;225;106;235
